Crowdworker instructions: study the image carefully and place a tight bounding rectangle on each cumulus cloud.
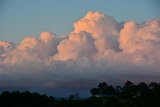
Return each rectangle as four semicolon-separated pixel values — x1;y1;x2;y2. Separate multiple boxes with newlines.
74;11;120;37
53;31;97;61
119;19;160;52
0;41;15;61
0;11;160;89
74;11;121;51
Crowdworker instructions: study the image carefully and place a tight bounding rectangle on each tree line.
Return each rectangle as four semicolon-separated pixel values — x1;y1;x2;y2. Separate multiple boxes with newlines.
0;81;160;107
90;81;160;107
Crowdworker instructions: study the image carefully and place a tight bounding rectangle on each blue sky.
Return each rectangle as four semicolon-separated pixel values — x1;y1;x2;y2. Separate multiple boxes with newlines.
0;0;159;42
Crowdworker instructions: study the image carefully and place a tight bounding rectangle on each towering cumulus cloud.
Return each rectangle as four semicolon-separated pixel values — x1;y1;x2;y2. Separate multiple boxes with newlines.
0;11;160;89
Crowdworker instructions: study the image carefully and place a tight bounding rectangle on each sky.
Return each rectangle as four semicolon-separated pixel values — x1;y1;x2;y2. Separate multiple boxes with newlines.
0;0;160;97
0;0;160;42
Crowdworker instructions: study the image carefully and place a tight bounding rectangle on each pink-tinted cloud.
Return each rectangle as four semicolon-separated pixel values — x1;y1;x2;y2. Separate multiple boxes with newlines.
0;11;160;89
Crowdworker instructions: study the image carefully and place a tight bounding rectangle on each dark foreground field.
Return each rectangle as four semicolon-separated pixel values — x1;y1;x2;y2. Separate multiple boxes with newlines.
0;81;160;107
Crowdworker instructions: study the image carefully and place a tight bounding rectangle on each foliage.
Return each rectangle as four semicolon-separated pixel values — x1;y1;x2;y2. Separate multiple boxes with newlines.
0;81;160;107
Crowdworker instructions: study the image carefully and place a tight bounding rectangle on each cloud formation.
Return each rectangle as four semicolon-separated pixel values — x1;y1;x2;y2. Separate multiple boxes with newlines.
0;11;160;89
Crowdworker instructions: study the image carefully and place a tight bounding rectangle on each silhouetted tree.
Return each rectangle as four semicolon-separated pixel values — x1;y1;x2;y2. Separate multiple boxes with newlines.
137;82;149;97
69;95;75;100
122;81;137;99
1;81;160;107
90;88;100;95
149;82;158;89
